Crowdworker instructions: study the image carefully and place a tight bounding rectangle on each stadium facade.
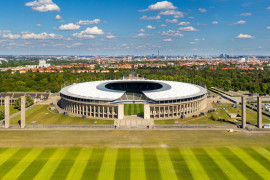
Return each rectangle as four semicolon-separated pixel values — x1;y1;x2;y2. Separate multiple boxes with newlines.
60;78;207;120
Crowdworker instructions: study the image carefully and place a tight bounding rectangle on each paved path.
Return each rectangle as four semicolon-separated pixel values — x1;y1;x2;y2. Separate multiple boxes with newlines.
9;104;37;119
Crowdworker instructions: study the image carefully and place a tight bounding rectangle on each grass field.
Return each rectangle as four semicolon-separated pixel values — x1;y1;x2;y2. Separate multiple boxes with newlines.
10;105;114;125
155;103;270;125
0;106;20;116
0;147;269;179
0;130;270;179
124;104;144;116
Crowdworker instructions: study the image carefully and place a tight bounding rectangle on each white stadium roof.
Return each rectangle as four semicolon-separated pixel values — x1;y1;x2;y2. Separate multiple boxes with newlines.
60;80;207;101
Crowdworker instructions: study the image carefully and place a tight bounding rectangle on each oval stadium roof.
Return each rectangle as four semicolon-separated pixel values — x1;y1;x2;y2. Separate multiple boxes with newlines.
60;80;207;101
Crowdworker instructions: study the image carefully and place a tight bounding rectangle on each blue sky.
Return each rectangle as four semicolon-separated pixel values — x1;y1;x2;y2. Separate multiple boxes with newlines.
0;0;269;55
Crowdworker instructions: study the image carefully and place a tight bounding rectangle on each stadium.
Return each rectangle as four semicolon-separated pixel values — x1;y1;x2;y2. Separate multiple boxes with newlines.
60;77;207;120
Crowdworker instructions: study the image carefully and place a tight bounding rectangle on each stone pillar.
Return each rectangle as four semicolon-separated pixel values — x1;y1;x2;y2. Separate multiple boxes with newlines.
102;106;105;118
90;106;92;117
257;96;262;128
144;104;150;119
241;96;246;128
107;107;110;118
98;106;100;118
5;96;10;129
21;96;26;128
118;104;124;120
82;105;85;115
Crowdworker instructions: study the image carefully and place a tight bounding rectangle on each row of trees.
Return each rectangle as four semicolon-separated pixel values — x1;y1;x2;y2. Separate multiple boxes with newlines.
0;66;269;94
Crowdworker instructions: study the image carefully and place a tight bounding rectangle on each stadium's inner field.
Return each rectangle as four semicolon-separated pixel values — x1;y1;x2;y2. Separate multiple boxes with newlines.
124;104;144;116
0;130;270;179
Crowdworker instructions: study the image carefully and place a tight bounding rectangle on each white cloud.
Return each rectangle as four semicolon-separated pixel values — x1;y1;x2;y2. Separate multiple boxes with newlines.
59;23;80;30
134;33;150;38
198;8;207;13
178;22;190;26
56;15;62;20
22;32;62;39
141;1;177;12
233;20;246;25
160;24;167;27
240;13;252;16
212;21;219;24
189;42;196;44
266;7;270;10
178;26;199;32
159;10;184;18
82;26;104;35
146;25;156;29
266;26;270;30
2;33;21;39
235;34;256;39
192;48;198;51
140;15;161;20
194;39;200;41
159;30;184;37
166;19;178;23
25;0;60;12
72;26;104;39
163;38;172;42
72;34;95;39
139;29;145;32
77;19;101;25
106;34;116;39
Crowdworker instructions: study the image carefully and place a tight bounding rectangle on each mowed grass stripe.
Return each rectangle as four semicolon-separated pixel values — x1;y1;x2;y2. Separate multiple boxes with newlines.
168;148;192;180
0;148;19;166
66;149;93;180
181;148;210;180
218;148;262;180
131;149;146;180
50;148;81;180
156;148;178;180
34;149;68;180
18;148;56;180
3;149;43;179
0;148;31;179
244;148;270;171
81;148;105;180
114;149;130;180
205;148;246;180
230;148;270;179
192;149;228;180
254;148;270;163
98;148;117;180
144;149;162;180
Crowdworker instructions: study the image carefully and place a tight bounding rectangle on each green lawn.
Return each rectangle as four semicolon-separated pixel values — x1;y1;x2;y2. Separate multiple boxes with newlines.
0;147;269;179
0;130;269;179
155;103;270;125
10;105;114;125
124;104;144;116
0;106;20;116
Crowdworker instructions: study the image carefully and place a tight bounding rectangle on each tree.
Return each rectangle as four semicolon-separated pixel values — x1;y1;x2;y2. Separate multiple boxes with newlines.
0;110;4;120
14;95;34;110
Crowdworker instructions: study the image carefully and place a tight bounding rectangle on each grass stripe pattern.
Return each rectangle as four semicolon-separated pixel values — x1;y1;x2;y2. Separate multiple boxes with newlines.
0;147;268;179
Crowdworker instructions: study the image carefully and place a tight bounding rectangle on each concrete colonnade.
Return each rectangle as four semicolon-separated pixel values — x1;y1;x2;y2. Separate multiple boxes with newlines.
61;98;123;119
148;97;207;119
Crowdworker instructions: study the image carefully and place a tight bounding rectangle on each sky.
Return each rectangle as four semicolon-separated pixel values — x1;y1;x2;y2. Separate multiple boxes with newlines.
0;0;269;56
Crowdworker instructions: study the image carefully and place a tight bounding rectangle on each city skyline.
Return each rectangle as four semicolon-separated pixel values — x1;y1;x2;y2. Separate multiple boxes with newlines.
0;0;269;55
